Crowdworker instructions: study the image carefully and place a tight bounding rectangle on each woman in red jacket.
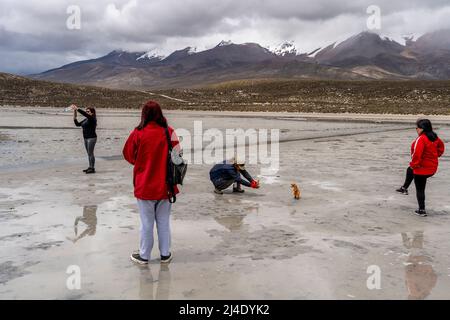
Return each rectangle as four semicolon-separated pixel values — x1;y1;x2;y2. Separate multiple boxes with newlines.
123;101;179;264
396;119;445;217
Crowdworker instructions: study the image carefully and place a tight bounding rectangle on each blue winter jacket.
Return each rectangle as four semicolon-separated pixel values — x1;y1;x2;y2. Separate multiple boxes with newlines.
209;161;254;188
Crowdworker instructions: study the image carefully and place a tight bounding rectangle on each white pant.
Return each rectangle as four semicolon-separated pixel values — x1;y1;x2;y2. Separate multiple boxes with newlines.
137;199;172;260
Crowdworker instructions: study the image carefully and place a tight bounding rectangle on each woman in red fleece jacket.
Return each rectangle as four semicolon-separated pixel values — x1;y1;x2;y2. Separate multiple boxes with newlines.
396;119;445;216
123;101;179;265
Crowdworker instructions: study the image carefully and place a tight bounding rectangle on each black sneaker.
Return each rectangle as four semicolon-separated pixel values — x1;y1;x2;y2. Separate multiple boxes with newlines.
161;253;173;263
130;253;148;265
233;187;245;193
414;209;428;217
83;168;90;172
214;188;223;195
85;168;96;174
396;187;408;195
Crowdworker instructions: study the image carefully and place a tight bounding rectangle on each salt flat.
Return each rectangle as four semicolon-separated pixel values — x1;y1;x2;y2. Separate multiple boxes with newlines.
1;107;449;299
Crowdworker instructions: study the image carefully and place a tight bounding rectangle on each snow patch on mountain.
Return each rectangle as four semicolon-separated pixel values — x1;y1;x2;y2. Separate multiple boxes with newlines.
136;49;166;61
217;40;233;47
186;46;197;55
307;48;322;57
269;41;300;56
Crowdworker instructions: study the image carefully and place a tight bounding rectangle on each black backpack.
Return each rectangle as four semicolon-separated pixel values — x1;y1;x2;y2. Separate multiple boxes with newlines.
164;127;187;203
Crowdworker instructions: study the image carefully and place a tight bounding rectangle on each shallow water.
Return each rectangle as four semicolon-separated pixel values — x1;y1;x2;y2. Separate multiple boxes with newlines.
1;107;450;299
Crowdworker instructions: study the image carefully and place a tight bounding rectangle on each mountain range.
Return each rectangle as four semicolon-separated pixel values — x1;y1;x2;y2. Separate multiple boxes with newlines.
31;29;450;89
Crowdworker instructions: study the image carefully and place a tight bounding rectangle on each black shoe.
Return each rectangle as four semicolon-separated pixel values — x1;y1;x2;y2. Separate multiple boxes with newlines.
130;253;148;265
161;253;173;263
85;168;96;174
233;187;245;193
83;168;90;172
414;209;427;217
214;188;223;195
396;186;408;195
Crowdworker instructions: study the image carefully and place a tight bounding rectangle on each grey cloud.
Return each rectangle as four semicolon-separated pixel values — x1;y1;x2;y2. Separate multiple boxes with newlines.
0;0;449;74
0;27;93;52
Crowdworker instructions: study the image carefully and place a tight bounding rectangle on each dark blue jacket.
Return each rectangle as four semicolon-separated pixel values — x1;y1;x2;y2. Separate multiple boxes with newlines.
209;161;253;188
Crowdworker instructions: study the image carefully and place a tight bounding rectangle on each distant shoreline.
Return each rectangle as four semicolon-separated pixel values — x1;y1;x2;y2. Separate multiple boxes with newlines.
2;105;450;125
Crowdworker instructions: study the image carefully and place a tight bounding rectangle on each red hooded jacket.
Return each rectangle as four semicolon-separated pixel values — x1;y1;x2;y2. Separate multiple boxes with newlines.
123;123;179;200
410;134;445;176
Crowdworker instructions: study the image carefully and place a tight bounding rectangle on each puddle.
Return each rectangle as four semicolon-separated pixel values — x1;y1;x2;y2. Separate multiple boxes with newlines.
138;265;171;300
66;206;98;244
401;231;437;300
1;109;450;299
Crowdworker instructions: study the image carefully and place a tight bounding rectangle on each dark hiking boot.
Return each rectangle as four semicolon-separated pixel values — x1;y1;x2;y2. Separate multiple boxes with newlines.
161;253;173;263
85;168;96;174
396;186;408;195
414;209;428;217
130;253;148;265
233;187;245;193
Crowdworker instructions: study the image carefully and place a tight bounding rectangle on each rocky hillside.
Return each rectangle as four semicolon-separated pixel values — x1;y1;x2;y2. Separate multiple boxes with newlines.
0;72;173;108
2;73;450;114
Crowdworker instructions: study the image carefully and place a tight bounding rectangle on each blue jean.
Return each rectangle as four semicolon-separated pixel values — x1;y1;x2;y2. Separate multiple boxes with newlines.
137;199;172;260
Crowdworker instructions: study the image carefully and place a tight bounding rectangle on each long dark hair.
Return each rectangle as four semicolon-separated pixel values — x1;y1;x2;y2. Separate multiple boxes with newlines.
136;101;168;130
86;107;96;119
417;119;438;142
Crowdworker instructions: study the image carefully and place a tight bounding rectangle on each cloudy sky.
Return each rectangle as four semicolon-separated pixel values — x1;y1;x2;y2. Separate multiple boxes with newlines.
1;0;449;75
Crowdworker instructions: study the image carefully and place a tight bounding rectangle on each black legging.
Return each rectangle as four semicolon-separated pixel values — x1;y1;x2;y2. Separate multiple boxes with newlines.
402;167;433;210
84;137;97;169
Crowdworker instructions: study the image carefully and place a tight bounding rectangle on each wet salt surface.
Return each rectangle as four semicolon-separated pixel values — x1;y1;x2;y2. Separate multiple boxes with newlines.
1;107;450;299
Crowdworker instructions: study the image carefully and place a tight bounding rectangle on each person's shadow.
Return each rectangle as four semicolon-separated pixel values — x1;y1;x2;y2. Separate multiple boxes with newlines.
67;206;98;243
401;231;437;300
139;265;171;300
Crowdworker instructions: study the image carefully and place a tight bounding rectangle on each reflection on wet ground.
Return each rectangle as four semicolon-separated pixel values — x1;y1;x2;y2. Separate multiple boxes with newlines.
67;206;98;243
1;108;450;299
0;132;10;142
402;231;437;300
214;215;246;232
139;265;171;300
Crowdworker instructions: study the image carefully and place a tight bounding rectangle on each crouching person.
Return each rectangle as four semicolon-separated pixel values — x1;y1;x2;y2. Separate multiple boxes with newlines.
209;158;260;194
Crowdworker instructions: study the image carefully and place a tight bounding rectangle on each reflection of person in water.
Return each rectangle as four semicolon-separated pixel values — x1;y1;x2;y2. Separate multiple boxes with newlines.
213;197;259;232
68;206;98;243
402;231;437;300
214;215;246;232
139;265;171;300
